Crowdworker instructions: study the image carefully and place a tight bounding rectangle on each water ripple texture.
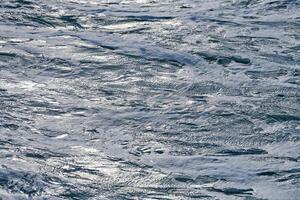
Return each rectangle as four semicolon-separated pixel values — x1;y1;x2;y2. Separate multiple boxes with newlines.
0;0;299;199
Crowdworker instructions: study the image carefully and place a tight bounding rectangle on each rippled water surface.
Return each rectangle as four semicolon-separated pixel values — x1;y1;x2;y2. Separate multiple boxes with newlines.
0;0;300;199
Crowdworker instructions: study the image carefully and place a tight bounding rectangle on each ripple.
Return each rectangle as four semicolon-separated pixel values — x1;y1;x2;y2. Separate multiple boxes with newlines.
0;0;299;199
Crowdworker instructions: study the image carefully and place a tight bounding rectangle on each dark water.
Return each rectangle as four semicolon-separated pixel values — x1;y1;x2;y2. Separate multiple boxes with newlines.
0;0;300;199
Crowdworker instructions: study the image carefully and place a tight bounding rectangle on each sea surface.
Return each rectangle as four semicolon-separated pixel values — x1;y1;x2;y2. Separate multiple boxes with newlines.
0;0;299;199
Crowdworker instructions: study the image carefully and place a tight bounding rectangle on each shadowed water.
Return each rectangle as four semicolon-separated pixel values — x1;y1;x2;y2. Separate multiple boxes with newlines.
0;0;299;199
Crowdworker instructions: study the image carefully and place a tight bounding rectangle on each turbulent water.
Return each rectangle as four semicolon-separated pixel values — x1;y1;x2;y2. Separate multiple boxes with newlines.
0;0;299;199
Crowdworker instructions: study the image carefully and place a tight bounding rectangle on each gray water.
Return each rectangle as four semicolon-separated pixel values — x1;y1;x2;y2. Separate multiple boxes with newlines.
0;0;300;199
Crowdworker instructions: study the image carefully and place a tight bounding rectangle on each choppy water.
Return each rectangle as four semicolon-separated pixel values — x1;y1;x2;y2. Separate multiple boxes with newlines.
0;0;300;199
